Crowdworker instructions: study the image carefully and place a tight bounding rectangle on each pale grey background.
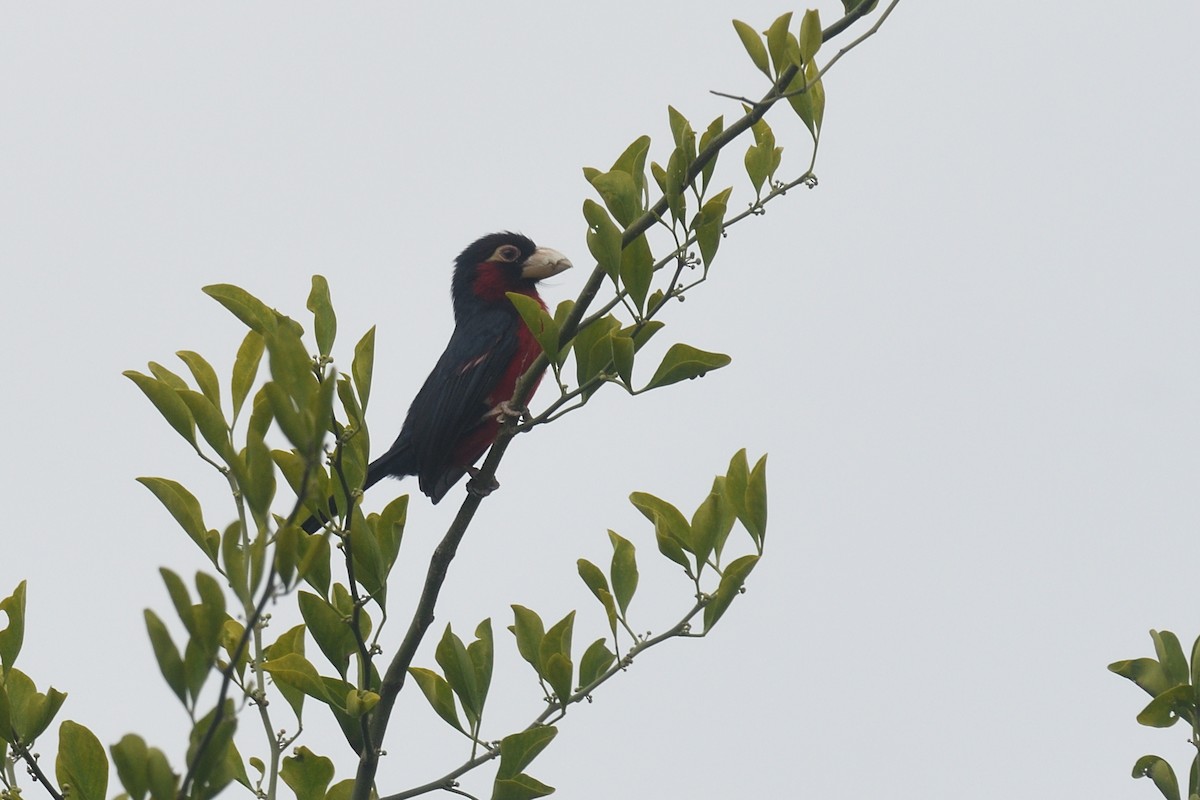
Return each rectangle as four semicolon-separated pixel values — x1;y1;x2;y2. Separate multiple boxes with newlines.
3;2;1198;798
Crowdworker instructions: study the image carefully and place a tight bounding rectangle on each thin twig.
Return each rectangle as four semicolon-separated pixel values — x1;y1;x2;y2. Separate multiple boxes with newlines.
329;435;378;757
9;739;63;800
380;599;708;800
711;0;900;107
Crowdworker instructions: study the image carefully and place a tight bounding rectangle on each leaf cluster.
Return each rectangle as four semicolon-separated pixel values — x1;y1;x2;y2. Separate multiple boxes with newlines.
1110;629;1200;800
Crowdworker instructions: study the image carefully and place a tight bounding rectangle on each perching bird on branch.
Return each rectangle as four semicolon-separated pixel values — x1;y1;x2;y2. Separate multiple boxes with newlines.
303;232;572;531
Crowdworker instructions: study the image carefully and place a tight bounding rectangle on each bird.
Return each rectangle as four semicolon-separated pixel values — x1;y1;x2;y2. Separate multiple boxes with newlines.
303;232;572;532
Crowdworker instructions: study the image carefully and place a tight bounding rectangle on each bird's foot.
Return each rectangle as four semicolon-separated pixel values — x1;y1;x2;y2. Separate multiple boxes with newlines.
466;467;500;498
487;400;527;422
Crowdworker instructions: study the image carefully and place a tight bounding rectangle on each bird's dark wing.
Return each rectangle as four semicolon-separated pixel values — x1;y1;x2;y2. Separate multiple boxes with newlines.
393;307;518;491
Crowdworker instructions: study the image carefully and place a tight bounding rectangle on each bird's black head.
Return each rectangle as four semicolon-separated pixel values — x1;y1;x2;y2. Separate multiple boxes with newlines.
451;232;572;316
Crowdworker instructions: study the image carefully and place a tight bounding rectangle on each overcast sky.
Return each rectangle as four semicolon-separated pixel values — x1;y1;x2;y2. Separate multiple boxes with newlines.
3;2;1198;798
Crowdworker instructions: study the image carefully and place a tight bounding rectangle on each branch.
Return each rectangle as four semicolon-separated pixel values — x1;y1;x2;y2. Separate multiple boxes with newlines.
352;3;893;797
9;739;63;800
711;1;900;107
352;491;488;800
331;441;378;757
823;0;885;41
178;457;318;798
380;599;709;800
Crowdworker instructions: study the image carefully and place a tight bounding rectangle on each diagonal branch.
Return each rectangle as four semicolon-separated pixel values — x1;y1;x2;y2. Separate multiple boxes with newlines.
9;739;63;800
351;4;892;799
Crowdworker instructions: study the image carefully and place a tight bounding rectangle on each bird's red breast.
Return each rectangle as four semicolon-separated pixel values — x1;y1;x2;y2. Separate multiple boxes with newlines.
447;281;547;468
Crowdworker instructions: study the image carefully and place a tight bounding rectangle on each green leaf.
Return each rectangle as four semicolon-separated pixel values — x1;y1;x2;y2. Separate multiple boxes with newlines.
697;116;724;192
176;351;221;410
620;320;665;351
693;187;732;268
307;276;337;358
326;780;356;800
492;773;556;800
629;490;694;571
610;135;651;198
643;343;731;391
509;605;546;676
744;142;768;196
578;638;615;690
143;609;186;704
784;32;804;69
799;8;822;63
281;746;335;800
148;361;188;390
124;371;197;447
572;315;621;394
619;233;654;313
540;612;575;703
1137;685;1195;728
725;450;750;517
0;581;27;673
690;491;723;576
577;560;618;640
468;620;494;724
408;667;463;732
231;331;264;420
137;478;216;562
508;292;560;363
243;430;277;524
607;531;638;617
56;720;108;800
185;702;239;795
145;748;178;800
664;146;687;225
649;161;667;196
765;12;794;76
666;106;696;165
1132;755;1182;800
1152;630;1190;687
193;572;227;650
1191;635;1200;695
202;284;277;334
744;453;769;548
732;19;770;78
374;494;408;584
1111;658;1174;698
610;331;634;389
353;326;376;411
587;169;640;227
436;624;481;725
786;61;825;137
261;653;330;703
177;388;233;462
3;668;66;743
111;734;150;800
265;382;311;455
159;568;194;636
704;554;759;632
298;531;332;597
708;476;738;562
496;726;558;780
219;618;250;679
299;592;355;678
264;625;308;720
583;199;622;282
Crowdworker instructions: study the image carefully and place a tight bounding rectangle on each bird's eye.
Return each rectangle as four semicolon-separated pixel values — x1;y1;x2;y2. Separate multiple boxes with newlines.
487;245;520;263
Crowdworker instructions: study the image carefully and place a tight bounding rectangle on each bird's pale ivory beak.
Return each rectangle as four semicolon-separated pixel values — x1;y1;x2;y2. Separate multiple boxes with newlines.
521;247;573;280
